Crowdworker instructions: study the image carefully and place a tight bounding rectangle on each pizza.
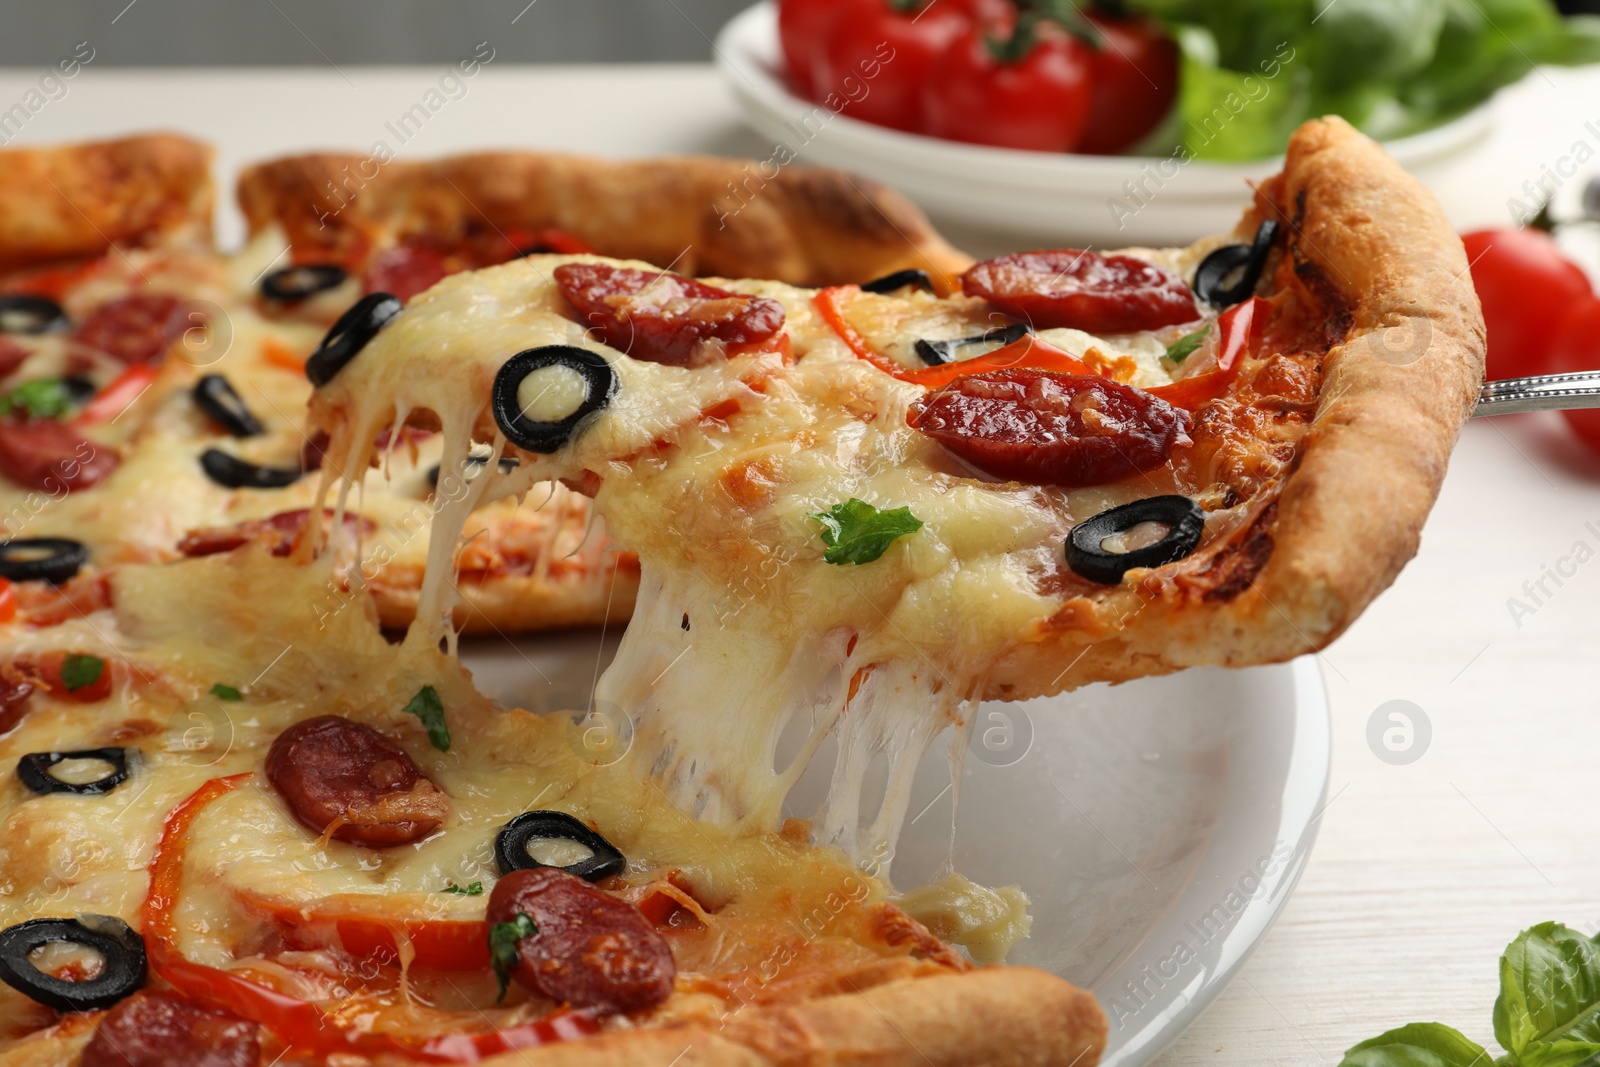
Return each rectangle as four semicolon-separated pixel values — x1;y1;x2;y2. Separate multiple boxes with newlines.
0;116;1482;1066
0;134;966;636
307;117;1483;858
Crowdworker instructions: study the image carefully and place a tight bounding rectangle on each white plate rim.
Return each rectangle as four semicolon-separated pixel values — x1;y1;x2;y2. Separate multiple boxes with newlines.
1094;656;1331;1065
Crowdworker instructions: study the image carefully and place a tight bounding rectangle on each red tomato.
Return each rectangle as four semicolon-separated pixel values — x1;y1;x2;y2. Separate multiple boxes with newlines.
778;0;864;97
1545;296;1600;454
1461;228;1593;381
1077;14;1180;155
924;22;1094;151
815;0;971;133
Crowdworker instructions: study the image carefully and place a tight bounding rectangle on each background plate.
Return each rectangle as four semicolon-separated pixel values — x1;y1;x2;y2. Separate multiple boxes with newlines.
715;1;1493;248
462;634;1330;1066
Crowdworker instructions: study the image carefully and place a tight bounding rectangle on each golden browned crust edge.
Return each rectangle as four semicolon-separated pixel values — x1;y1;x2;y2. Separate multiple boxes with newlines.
1;969;1102;1066
0;133;214;274
235;150;972;287
991;116;1485;694
474;968;1105;1067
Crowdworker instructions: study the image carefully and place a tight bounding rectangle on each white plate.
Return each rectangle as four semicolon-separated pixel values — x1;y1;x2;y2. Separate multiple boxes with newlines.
714;1;1494;247
462;632;1330;1066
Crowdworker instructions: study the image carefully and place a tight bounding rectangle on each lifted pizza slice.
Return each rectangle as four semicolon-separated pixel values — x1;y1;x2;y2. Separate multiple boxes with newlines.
307;118;1483;864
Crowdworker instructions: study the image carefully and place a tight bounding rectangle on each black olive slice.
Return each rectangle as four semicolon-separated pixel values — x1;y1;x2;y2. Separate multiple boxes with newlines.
427;453;519;489
0;295;69;336
260;263;348;303
0;538;88;584
491;346;617;454
199;449;302;490
305;292;402;388
0;915;145;1012
17;748;129;796
860;269;936;295
915;321;1032;367
494;810;625;883
192;375;263;438
1066;495;1206;585
1193;220;1279;308
59;377;97;406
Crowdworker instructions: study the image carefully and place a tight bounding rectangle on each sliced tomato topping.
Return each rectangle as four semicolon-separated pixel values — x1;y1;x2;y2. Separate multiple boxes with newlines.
72;363;160;427
910;368;1193;487
962;249;1199;334
1145;298;1260;411
555;263;785;366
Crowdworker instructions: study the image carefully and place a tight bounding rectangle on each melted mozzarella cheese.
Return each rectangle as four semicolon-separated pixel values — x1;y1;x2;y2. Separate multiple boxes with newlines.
309;254;1195;878
0;548;1020;1040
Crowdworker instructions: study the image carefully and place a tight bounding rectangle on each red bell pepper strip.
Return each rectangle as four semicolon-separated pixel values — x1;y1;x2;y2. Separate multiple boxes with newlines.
1145;298;1260;411
231;886;491;970
71;364;159;428
501;227;595;259
904;335;1097;389
814;286;905;377
142;775;597;1063
814;286;1098;385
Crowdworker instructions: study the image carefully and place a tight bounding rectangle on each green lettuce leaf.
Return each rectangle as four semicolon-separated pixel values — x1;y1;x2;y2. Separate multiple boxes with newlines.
1169;25;1311;161
1125;0;1600;157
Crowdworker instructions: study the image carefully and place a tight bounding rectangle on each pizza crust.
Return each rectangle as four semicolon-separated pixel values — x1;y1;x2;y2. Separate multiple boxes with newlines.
235;150;972;286
0;133;213;274
991;116;1486;694
474;968;1105;1067
369;557;641;634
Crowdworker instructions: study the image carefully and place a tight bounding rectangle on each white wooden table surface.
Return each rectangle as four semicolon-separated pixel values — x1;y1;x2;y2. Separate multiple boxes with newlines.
3;59;1600;1066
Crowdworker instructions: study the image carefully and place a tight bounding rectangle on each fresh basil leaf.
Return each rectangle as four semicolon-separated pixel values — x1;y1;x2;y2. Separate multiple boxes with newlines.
442;881;483;896
489;912;537;1001
1164;324;1212;364
60;653;104;692
0;379;73;421
210;683;243;702
1493;923;1600;1067
403;685;450;752
1339;1023;1495;1067
810;499;923;566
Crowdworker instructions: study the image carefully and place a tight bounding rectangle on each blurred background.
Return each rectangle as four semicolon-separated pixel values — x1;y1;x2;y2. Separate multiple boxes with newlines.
0;1;750;65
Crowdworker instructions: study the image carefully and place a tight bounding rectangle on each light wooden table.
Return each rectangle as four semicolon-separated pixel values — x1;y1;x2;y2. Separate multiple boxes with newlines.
4;60;1599;1066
